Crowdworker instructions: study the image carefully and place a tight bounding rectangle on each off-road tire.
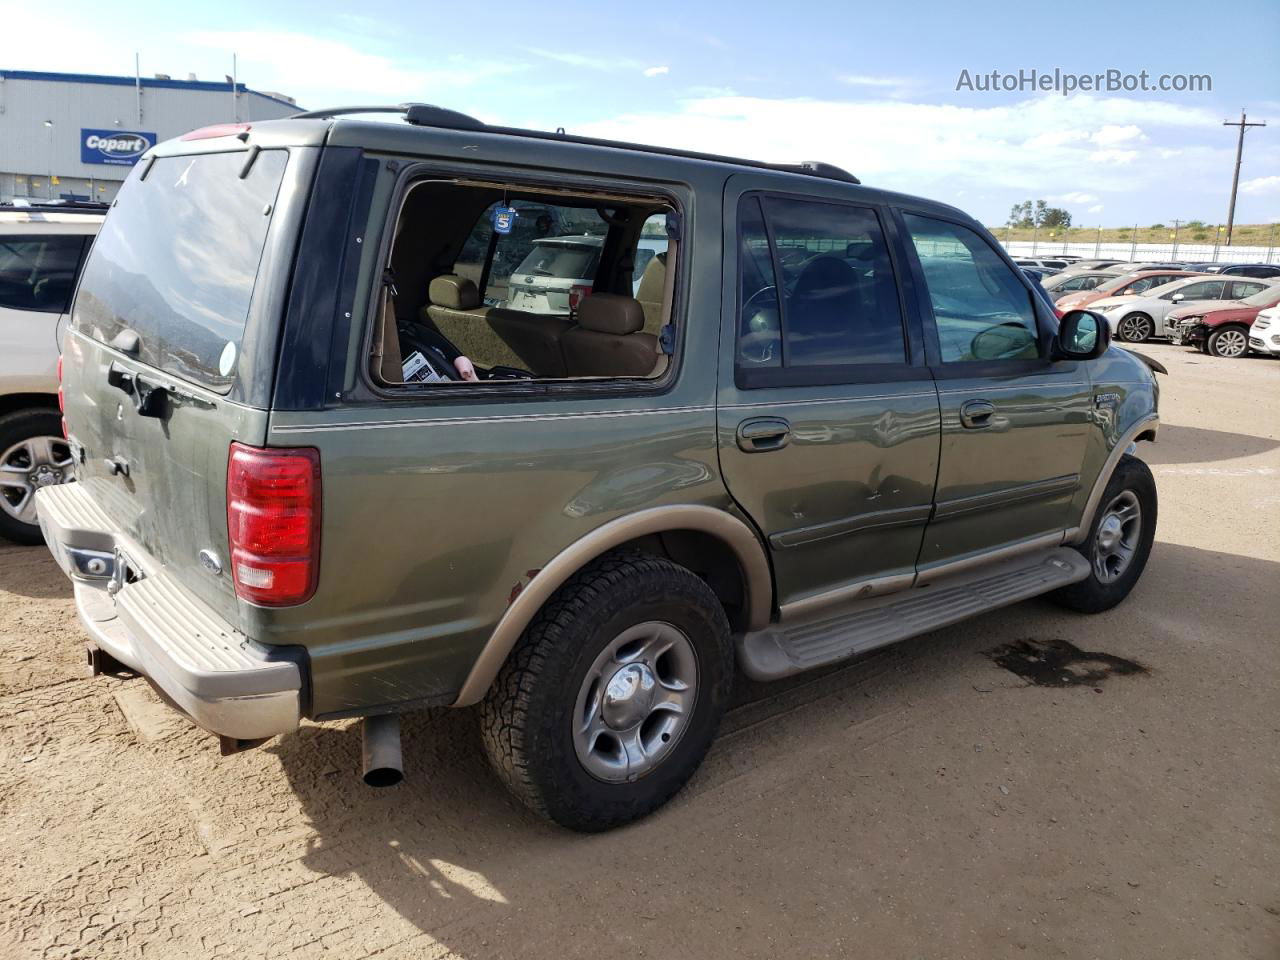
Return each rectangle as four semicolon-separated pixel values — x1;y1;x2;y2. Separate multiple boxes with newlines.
1052;455;1157;614
0;409;64;545
480;551;733;832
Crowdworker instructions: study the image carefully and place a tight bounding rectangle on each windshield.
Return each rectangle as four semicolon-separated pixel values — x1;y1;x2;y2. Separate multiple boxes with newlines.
72;149;288;392
512;241;599;280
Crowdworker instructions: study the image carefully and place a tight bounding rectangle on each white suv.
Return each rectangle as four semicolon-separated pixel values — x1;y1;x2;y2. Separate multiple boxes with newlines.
0;205;102;543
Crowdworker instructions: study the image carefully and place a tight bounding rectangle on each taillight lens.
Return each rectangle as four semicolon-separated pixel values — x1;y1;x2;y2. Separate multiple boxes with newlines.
226;443;321;607
181;123;251;141
568;284;592;314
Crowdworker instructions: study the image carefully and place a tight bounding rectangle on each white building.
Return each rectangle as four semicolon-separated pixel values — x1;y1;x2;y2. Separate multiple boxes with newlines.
0;70;300;203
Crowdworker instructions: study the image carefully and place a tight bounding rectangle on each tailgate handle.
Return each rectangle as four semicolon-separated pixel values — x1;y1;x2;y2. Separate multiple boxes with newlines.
107;361;166;418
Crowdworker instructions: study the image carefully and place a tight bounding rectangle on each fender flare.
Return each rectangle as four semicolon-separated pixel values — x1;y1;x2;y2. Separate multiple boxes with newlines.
451;505;773;706
1067;413;1159;545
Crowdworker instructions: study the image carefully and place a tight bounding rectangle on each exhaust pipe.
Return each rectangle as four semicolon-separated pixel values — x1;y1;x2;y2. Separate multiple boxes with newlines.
361;714;403;787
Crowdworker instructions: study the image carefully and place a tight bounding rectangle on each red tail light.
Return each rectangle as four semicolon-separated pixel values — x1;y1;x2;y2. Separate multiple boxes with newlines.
568;284;592;314
226;443;321;607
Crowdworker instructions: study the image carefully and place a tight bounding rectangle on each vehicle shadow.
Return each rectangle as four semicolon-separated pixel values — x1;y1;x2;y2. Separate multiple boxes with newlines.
0;542;75;600
272;539;1277;959
1142;423;1279;465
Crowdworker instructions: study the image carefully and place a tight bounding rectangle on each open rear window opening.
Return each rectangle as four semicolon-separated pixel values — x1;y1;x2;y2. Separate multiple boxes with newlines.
370;178;677;388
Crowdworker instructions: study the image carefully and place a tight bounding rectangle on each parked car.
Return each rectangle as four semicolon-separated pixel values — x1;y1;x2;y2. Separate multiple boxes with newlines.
37;104;1159;832
1247;304;1280;357
0;206;101;543
1216;263;1280;279
1091;274;1272;342
1014;257;1070;270
1044;271;1124;301
1055;269;1207;314
1167;284;1280;357
504;235;668;315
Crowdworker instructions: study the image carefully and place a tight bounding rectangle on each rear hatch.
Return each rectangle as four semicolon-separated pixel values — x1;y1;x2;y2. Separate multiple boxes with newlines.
62;143;302;625
504;237;601;315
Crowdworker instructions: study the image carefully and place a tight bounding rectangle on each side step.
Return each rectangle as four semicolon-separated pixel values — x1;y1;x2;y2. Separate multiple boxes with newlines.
737;547;1090;681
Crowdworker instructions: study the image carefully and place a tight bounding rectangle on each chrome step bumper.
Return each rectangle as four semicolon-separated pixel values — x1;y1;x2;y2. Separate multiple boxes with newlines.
737;547;1090;681
36;483;302;740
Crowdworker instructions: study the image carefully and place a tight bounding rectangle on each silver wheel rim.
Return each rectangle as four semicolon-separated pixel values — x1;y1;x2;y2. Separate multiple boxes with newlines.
1214;329;1247;357
0;435;73;526
1119;315;1151;342
1093;490;1141;584
573;621;698;783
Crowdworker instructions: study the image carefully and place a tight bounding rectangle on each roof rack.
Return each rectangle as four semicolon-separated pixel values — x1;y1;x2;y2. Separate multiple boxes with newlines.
1;199;109;213
290;103;861;185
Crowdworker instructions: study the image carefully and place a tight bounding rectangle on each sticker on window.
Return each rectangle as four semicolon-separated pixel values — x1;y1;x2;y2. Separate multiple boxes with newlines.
402;351;447;383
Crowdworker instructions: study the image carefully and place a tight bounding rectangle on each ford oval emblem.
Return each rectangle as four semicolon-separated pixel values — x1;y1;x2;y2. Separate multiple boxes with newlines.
198;549;223;576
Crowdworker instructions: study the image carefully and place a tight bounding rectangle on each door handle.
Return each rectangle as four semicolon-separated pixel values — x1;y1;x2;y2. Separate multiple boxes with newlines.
736;417;791;452
959;399;996;429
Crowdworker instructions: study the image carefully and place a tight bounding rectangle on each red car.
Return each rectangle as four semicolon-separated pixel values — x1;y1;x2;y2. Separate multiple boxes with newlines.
1168;285;1280;357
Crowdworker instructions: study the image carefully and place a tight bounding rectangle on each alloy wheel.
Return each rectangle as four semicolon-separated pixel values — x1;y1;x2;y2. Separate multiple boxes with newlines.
1093;490;1142;584
1211;328;1248;358
0;436;74;526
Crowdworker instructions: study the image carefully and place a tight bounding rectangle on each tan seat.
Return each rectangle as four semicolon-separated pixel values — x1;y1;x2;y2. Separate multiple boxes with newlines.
422;274;569;377
562;294;658;378
635;253;666;336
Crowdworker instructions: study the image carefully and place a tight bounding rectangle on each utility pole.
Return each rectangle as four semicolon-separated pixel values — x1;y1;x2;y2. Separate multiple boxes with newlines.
1094;224;1102;257
1170;219;1182;260
1129;224;1138;262
1223;109;1266;246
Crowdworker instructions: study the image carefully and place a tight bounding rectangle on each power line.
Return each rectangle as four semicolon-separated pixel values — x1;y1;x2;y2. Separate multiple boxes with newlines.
1223;109;1266;246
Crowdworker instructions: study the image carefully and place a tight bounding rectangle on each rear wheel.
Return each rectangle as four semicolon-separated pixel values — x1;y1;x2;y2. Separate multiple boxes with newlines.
1117;313;1154;343
480;551;733;831
1206;324;1249;358
0;410;73;545
1052;455;1156;614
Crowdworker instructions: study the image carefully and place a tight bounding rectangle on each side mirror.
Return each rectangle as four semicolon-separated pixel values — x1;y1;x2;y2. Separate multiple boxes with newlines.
1171;292;1184;301
1054;310;1110;361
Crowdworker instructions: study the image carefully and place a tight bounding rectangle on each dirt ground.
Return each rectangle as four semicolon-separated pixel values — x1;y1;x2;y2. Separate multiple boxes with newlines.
2;343;1277;960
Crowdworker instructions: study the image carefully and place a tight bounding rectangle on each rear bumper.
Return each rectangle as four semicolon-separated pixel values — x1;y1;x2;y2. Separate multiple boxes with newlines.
36;483;302;740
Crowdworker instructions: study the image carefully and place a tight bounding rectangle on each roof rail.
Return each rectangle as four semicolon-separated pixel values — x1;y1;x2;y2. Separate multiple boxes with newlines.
292;103;860;185
291;103;485;130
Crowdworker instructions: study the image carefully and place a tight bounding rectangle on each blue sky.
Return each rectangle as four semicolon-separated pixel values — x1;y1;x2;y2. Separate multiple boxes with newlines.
4;0;1278;226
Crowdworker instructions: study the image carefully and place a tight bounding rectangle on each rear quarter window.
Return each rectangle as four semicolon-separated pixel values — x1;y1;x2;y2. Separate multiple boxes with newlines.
0;234;88;314
72;150;288;392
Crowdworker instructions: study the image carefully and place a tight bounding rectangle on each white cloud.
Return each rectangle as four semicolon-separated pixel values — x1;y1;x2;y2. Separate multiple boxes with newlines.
1052;191;1100;205
188;30;520;97
838;74;907;88
571;93;1238;223
1087;204;1105;214
643;66;670;78
526;48;642;72
1090;124;1145;145
1241;175;1280;196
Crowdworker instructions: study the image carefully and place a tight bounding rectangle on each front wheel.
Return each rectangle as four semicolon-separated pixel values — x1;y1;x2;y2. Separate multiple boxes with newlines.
1206;324;1250;358
480;552;733;831
1052;455;1157;614
1117;313;1154;343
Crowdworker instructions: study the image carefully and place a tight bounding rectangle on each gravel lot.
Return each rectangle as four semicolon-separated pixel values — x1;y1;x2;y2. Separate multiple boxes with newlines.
2;343;1277;960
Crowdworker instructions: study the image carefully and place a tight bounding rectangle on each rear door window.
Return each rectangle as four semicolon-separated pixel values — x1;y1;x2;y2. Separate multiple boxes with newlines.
1228;280;1268;299
72;150;288;392
0;234;88;313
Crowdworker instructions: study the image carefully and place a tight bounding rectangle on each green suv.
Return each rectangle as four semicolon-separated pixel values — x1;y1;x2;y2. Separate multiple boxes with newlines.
38;104;1159;831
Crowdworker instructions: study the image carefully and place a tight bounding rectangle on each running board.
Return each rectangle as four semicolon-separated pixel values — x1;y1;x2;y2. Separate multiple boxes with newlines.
736;547;1090;681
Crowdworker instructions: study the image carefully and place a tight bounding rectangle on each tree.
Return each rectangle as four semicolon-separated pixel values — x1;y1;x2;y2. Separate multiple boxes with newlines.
1033;200;1048;226
1041;207;1072;229
1008;201;1034;228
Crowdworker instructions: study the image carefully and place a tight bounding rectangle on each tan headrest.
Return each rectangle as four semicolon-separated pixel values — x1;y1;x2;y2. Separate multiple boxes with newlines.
636;253;666;303
429;274;480;310
576;293;644;335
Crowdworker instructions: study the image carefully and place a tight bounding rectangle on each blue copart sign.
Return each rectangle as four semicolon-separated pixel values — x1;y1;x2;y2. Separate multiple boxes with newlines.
80;128;156;166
